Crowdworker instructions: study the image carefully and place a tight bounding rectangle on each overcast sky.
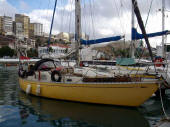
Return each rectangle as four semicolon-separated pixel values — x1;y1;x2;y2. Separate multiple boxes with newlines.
0;0;170;47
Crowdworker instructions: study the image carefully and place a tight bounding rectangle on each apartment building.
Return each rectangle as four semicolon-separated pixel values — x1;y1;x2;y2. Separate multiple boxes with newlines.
15;14;30;38
0;17;2;34
0;16;13;35
13;21;24;39
29;23;43;38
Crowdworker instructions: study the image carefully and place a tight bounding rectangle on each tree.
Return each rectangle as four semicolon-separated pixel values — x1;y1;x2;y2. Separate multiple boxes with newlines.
36;38;41;48
0;46;15;57
111;48;130;58
65;48;68;53
48;47;53;53
135;48;143;58
27;48;38;58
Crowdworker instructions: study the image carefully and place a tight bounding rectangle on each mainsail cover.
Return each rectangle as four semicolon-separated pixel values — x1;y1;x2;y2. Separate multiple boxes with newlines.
81;36;123;45
132;28;169;40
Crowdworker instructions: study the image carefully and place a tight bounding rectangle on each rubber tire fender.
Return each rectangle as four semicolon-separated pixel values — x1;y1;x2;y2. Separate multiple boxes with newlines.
51;70;62;82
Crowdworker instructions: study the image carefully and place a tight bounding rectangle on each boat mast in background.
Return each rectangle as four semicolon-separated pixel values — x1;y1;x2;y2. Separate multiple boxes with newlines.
132;0;154;63
75;0;81;66
48;0;57;48
131;0;135;58
162;0;165;58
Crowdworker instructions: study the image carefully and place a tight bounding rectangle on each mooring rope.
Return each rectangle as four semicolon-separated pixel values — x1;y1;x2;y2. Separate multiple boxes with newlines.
159;84;169;120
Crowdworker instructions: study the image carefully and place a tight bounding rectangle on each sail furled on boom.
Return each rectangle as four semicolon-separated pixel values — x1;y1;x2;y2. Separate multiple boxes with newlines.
132;28;169;40
81;36;123;45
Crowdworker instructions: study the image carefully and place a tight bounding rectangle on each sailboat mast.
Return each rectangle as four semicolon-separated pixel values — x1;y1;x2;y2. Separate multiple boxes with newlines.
162;0;165;58
75;0;81;66
48;0;57;47
131;1;135;58
132;0;154;63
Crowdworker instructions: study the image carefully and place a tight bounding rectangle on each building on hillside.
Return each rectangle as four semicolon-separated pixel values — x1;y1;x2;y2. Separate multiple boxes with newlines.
81;33;89;40
38;43;70;58
0;16;13;35
69;33;89;41
15;14;30;38
27;39;36;49
0;35;15;49
81;47;98;61
69;33;74;41
15;38;36;51
157;44;170;58
33;23;43;36
42;32;55;39
70;33;89;49
29;23;43;38
0;17;2;34
56;32;70;42
43;32;49;38
29;23;34;39
13;21;24;40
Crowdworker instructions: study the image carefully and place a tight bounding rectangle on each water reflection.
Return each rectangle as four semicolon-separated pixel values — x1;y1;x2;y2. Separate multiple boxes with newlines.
18;92;150;127
139;94;170;126
1;67;169;127
0;67;19;106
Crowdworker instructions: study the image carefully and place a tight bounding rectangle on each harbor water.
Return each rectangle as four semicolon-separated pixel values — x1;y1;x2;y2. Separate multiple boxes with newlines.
0;67;170;127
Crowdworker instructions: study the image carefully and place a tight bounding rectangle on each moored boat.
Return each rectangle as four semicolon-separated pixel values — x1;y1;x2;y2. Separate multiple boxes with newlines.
19;78;158;106
18;58;159;107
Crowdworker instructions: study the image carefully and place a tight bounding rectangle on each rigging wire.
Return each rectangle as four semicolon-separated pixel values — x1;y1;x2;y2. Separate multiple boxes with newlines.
60;0;64;32
86;0;93;40
82;0;88;45
128;0;155;75
113;0;124;34
120;0;133;37
135;0;154;57
64;0;71;33
88;0;98;74
37;0;43;23
44;0;53;35
89;0;96;39
144;0;154;28
159;84;169;120
86;1;92;40
68;0;74;35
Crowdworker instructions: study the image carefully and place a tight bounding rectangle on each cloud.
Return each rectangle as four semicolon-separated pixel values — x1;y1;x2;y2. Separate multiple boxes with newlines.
26;9;53;34
19;0;30;12
0;0;17;18
25;0;170;48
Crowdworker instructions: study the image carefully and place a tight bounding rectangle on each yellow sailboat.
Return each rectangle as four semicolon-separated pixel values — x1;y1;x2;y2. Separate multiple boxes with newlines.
18;0;160;107
19;74;158;107
18;58;159;107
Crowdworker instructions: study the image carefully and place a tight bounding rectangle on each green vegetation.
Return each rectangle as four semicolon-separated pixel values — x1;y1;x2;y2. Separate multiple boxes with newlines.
27;48;38;58
35;38;41;48
135;48;143;58
48;47;53;53
111;47;130;58
0;46;16;58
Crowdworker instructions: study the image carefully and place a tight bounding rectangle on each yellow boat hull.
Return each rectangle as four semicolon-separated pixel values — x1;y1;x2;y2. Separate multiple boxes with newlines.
19;78;158;107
